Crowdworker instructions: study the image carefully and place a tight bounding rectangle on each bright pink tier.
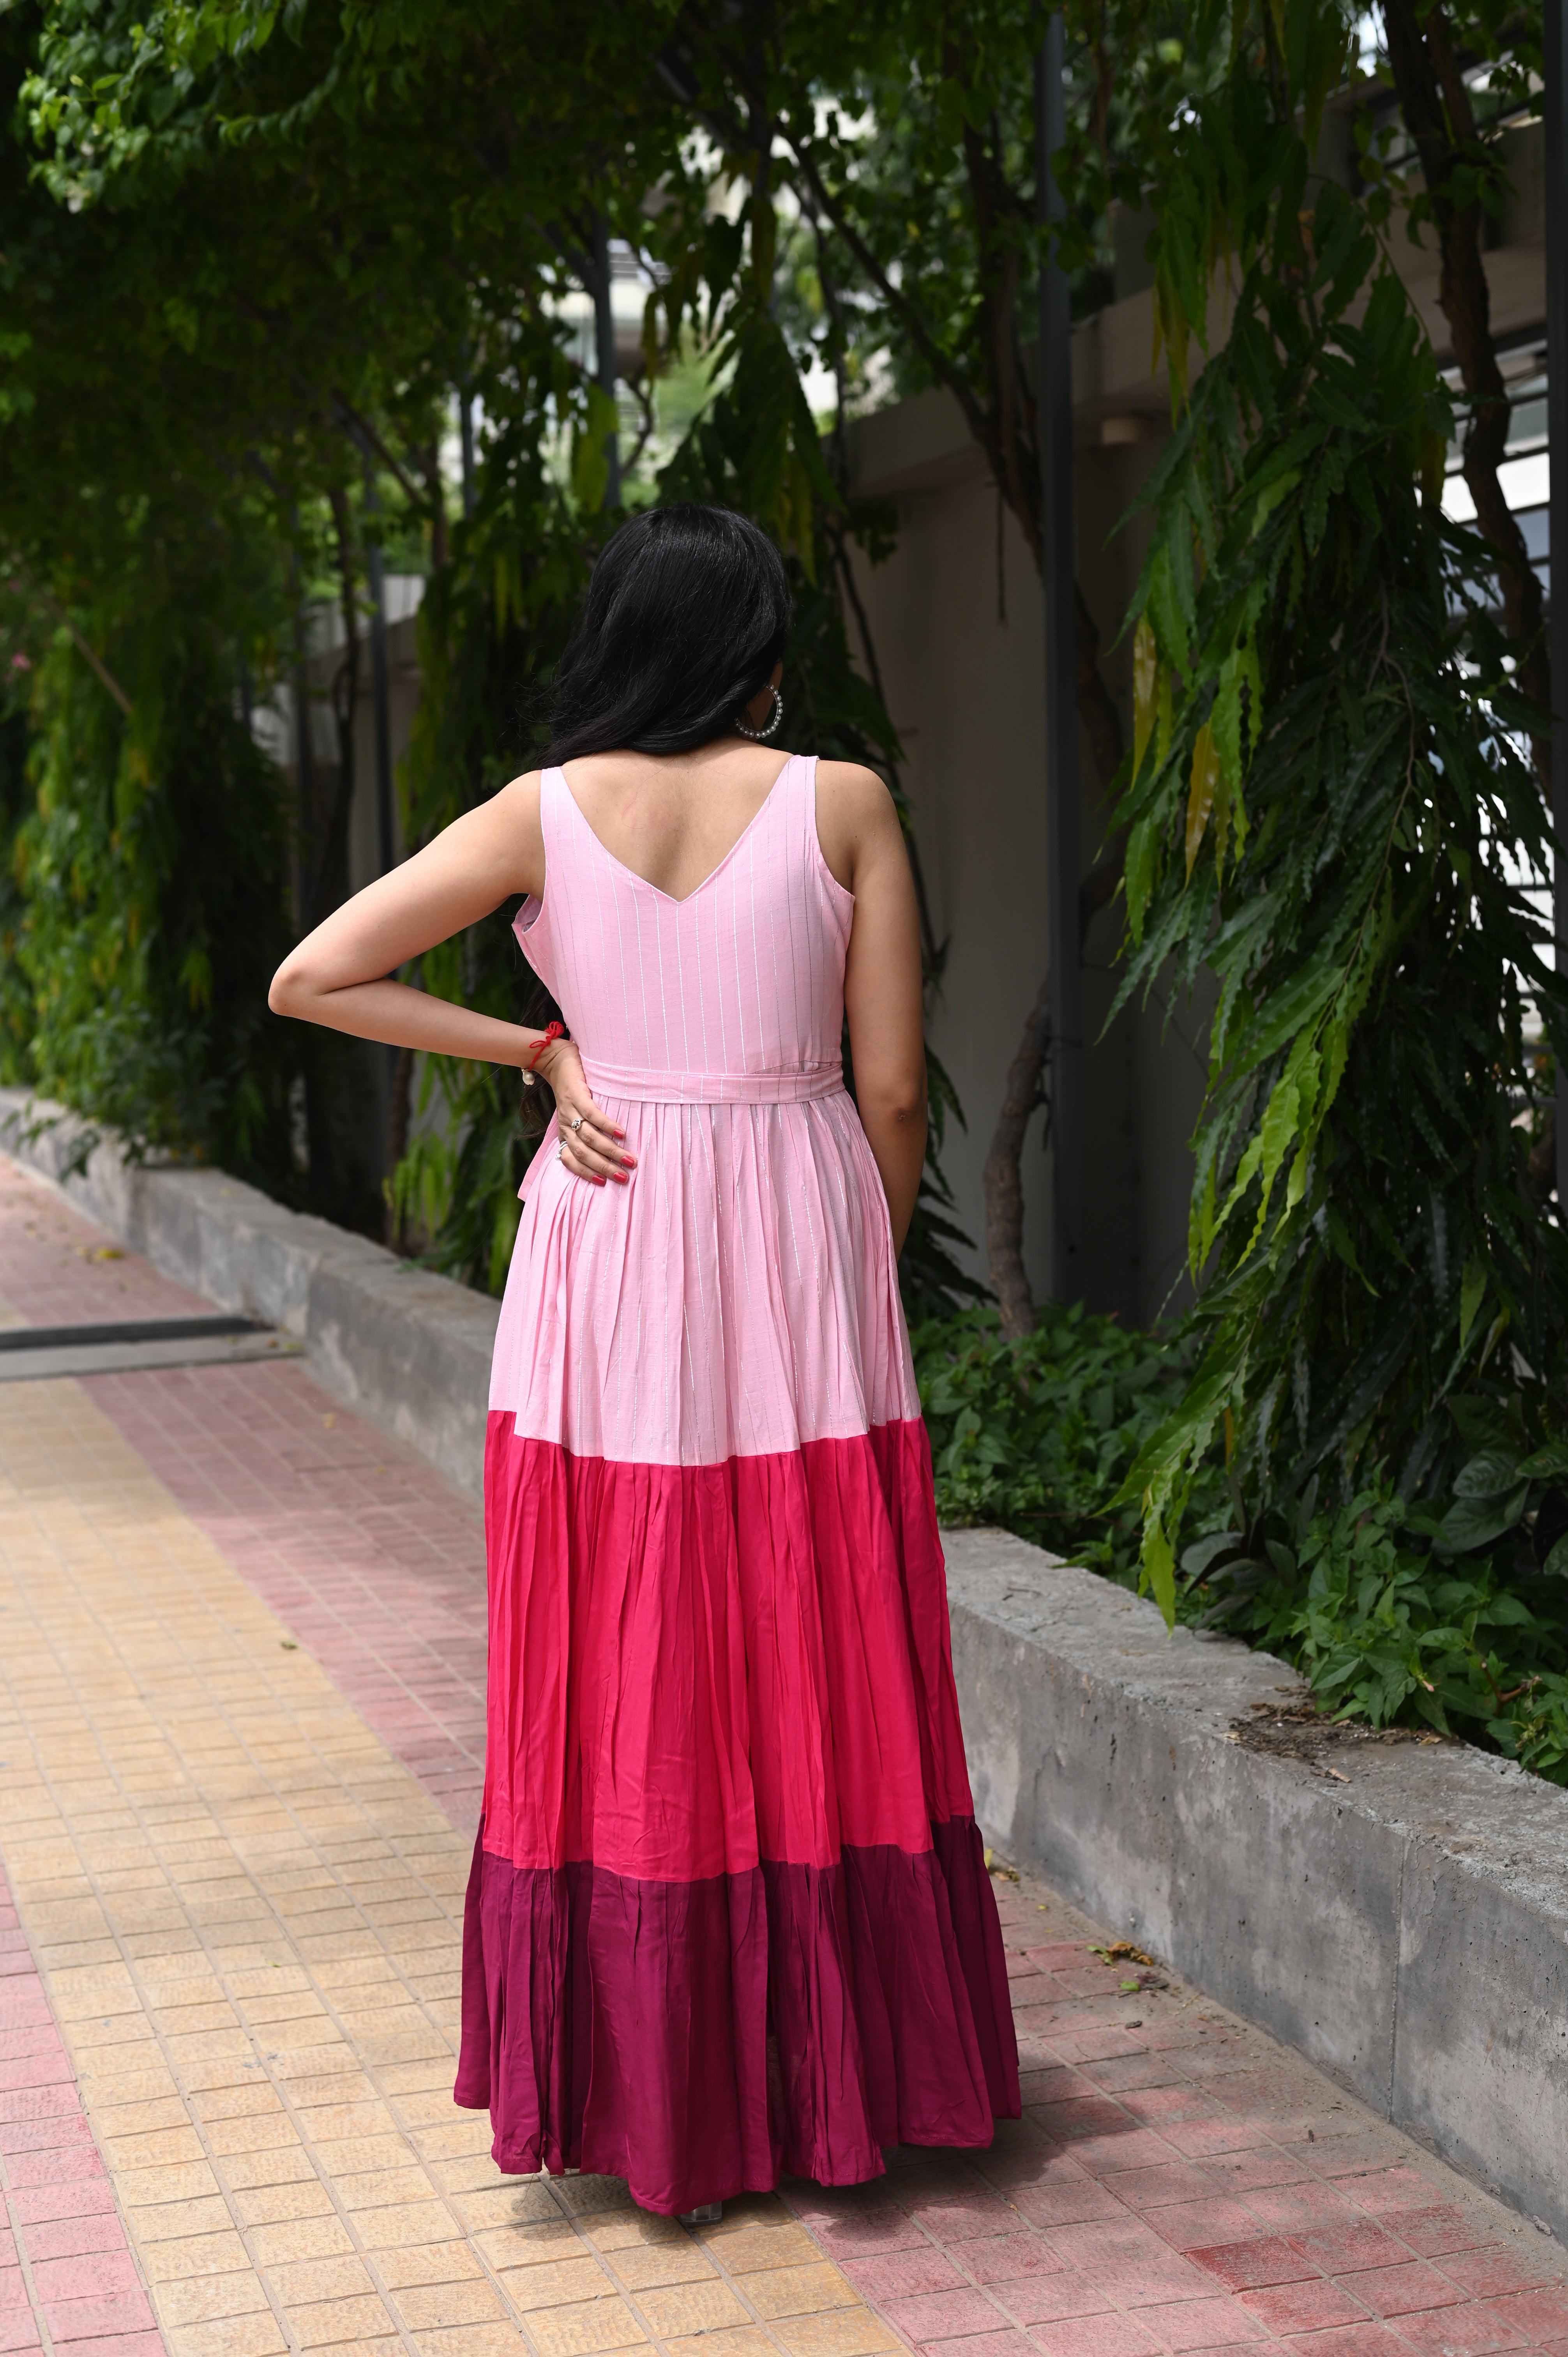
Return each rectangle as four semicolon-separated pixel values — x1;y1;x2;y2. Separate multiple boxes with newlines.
457;756;1019;2214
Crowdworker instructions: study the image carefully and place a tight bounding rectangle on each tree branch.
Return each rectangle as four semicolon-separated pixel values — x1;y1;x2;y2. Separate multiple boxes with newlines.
4;553;132;717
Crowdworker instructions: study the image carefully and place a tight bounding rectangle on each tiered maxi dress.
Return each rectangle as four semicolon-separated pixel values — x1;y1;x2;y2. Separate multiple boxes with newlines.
456;753;1020;2215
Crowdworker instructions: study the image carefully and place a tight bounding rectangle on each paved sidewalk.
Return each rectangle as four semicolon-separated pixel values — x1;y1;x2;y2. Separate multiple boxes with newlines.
0;1152;1565;2357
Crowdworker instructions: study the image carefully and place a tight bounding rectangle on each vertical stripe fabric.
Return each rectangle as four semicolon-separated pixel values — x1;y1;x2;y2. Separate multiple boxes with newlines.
459;754;1019;2215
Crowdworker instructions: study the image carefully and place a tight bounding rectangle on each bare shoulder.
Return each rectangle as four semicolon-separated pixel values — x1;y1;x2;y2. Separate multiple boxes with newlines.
814;759;897;827
813;759;901;890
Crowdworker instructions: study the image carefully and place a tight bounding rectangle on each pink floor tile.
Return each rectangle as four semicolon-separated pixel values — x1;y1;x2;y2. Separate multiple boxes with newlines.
1189;2242;1318;2294
1395;2217;1498;2263
1285;2329;1417;2357
1136;2297;1270;2350
1337;2265;1467;2320
922;2332;1040;2357
843;2253;972;2303
1148;2205;1268;2256
1240;2281;1375;2335
1487;2297;1568;2344
1112;2168;1233;2215
883;2288;1021;2343
1391;2304;1532;2355
1440;2256;1562;2303
909;2195;1030;2244
996;2274;1112;2327
965;2239;1073;2288
1027;2315;1164;2357
1288;2230;1417;2279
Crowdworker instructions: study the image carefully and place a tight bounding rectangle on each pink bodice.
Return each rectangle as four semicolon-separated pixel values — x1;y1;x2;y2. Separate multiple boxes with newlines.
514;755;853;1104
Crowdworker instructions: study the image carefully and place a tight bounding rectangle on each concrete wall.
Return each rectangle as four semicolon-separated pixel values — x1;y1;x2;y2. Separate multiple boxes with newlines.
945;1523;1568;2245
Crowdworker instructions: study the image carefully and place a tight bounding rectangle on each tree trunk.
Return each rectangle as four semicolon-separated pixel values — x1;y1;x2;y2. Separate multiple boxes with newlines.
1380;0;1551;786
303;486;381;1234
984;975;1052;1337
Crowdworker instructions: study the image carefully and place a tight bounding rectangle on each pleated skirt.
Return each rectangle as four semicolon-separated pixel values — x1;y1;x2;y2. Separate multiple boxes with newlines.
455;1090;1020;2215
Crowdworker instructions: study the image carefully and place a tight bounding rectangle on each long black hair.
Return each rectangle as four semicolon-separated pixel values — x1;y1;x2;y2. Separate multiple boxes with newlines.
543;504;791;765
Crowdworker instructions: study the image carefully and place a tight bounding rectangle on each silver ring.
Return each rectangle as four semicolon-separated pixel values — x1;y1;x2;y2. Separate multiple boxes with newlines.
569;1114;584;1132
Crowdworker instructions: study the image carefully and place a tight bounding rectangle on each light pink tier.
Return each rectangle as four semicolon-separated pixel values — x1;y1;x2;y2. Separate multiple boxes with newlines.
492;758;922;1464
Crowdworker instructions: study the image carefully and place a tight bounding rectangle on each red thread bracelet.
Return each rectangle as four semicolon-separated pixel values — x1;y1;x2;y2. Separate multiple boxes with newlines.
521;1020;564;1088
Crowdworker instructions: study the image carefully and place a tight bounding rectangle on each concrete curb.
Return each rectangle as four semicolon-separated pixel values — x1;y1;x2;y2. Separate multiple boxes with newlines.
944;1523;1568;2242
0;1090;498;1498
4;1091;1564;2234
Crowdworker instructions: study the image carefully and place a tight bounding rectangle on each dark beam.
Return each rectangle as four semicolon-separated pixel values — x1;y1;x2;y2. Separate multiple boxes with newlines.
1037;14;1083;1300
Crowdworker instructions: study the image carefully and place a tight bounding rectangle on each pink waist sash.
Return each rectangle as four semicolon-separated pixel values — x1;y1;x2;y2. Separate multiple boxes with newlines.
580;1059;846;1106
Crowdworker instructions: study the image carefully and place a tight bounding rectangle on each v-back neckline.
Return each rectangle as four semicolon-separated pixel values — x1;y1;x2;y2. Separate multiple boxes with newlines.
554;756;795;908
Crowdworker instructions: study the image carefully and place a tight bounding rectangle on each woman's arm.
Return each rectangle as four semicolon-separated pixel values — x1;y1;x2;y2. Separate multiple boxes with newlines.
268;772;633;1185
820;764;928;1255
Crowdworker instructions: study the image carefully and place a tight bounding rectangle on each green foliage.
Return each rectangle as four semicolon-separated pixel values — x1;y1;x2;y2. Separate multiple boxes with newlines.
1109;8;1566;1619
913;1303;1210;1573
1189;1485;1568;1785
11;613;297;1181
915;1300;1568;1784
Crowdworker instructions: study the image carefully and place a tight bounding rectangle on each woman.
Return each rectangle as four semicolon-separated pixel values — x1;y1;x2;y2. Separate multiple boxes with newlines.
270;502;1019;2220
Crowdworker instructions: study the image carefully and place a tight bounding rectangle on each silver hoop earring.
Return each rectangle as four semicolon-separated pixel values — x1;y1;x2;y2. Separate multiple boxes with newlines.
736;686;784;742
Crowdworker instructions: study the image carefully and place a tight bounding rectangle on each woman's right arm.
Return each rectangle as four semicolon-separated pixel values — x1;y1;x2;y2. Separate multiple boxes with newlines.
268;771;632;1184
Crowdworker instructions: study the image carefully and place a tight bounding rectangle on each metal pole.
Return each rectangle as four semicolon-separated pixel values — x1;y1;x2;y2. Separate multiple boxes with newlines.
591;213;622;510
459;390;477;521
360;459;395;879
1037;14;1083;1300
288;522;314;935
1548;0;1568;1209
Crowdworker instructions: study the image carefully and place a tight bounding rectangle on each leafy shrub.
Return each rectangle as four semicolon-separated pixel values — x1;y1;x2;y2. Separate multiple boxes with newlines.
911;1304;1214;1577
914;1305;1568;1783
1188;1485;1568;1785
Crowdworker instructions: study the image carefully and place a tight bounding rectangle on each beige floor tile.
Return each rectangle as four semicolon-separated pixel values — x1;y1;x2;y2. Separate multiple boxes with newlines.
474;2219;590;2269
247;2216;357;2265
392;2278;515;2329
155;2271;277;2326
307;2132;418;2177
548;2177;637;2219
373;2240;487;2289
416;2329;537;2357
117;2160;225;2209
634;2282;754;2339
527;2297;650;2357
130;2195;238;2242
288;2293;404;2347
662;2332;779;2357
163;2315;290;2357
335;2164;440;2210
707;2226;825;2276
740;2266;863;2322
232;2181;338;2227
140;2230;256;2282
586;2216;686;2253
353;2199;472;2249
769;2315;903;2357
604;2242;717;2292
265;2255;380;2306
205;2113;300;2157
501;2257;623;2309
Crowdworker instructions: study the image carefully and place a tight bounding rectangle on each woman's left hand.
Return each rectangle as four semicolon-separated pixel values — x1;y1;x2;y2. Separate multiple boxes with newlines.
539;1040;636;1186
